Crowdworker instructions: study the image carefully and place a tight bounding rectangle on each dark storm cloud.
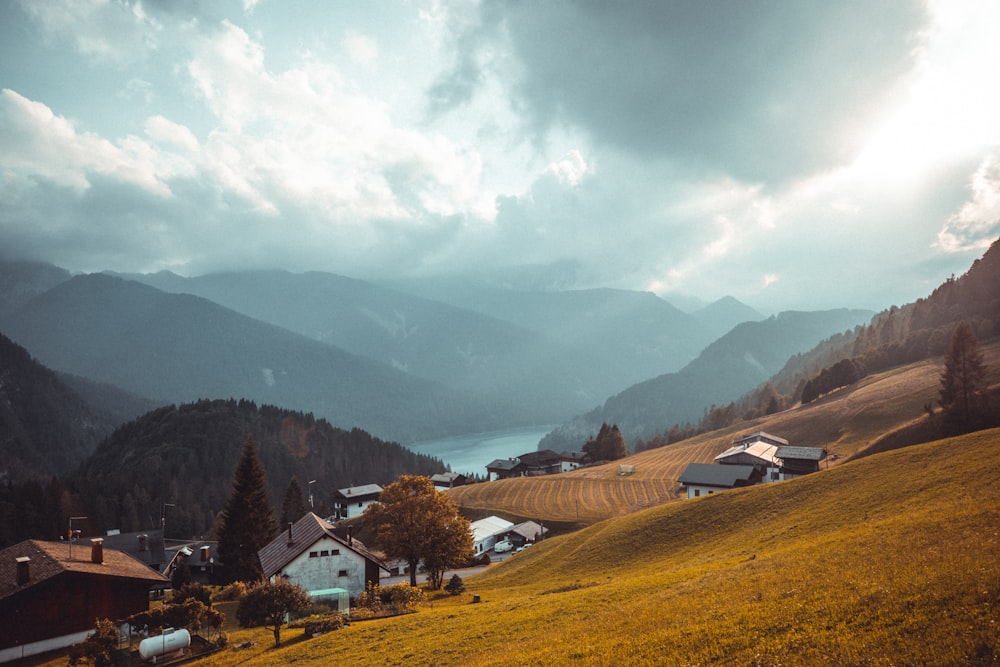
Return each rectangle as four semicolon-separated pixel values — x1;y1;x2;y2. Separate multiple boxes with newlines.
433;1;928;184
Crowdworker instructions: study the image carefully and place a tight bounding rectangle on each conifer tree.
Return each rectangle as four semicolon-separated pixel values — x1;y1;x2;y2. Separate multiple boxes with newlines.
280;476;309;526
216;435;279;583
939;321;990;436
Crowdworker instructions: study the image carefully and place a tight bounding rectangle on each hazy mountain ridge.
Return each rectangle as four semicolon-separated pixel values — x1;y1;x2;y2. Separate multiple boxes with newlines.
540;307;874;450
120;269;625;418
1;273;502;444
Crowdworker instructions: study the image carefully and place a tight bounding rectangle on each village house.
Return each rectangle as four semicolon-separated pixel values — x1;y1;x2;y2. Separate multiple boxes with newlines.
163;541;219;586
559;450;587;472
678;463;763;498
331;483;383;521
502;521;548;548
0;538;168;663
258;512;389;607
430;472;469;491
714;432;827;482
486;449;572;480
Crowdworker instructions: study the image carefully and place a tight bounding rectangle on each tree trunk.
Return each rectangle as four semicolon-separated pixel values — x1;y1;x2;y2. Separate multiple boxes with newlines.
409;558;419;587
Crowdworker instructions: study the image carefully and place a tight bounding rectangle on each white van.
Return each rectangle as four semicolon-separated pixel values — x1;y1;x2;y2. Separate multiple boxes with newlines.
494;539;513;553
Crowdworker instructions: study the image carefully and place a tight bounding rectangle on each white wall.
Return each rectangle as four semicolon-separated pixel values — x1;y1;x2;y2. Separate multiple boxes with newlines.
274;536;371;597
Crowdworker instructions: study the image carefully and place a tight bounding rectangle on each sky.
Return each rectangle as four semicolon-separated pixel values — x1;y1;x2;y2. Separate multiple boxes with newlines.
1;0;999;313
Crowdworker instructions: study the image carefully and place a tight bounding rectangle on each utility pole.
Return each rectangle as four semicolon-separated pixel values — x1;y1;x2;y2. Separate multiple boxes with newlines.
68;516;87;560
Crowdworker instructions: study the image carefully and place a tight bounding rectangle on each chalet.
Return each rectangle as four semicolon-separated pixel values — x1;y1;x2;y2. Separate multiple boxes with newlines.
678;463;762;498
486;458;522;481
0;538;168;663
503;521;547;548
258;512;389;601
101;529;167;573
559;450;587;472
470;516;515;555
431;472;468;491
163;541;219;586
486;450;563;480
714;439;783;482
332;483;383;520
775;446;827;478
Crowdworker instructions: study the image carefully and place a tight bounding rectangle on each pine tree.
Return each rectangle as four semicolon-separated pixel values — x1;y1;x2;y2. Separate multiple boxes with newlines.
216;435;279;583
939;321;990;436
280;476;308;526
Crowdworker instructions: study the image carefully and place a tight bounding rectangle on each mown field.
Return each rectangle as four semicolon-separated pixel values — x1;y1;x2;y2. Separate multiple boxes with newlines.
190;427;1000;666
450;342;1000;525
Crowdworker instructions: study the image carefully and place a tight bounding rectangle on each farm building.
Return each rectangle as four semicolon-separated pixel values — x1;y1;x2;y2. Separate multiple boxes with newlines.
332;483;383;520
431;472;469;491
470;516;515;555
163;541;219;586
486;449;568;480
678;463;763;498
0;538;168;663
715;432;826;482
258;512;389;599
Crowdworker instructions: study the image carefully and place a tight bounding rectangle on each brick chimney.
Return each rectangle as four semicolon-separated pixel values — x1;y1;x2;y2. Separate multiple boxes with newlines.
90;538;104;564
200;545;210;562
138;534;148;552
347;525;353;546
15;557;30;585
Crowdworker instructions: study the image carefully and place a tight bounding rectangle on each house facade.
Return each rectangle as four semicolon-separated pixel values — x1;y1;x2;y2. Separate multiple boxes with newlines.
559;451;587;472
486;449;566;480
258;512;388;599
678;463;762;498
431;472;468;491
332;484;383;520
0;538;168;663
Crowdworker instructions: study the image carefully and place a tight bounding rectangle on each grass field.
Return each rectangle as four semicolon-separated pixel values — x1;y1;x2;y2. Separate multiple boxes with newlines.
180;427;1000;666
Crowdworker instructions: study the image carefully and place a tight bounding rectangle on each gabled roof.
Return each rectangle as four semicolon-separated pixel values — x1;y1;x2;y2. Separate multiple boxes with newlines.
258;512;388;578
735;431;789;447
559;450;587;462
486;458;520;472
775;446;827;461
715;441;781;466
678;463;758;488
101;529;166;569
335;484;383;498
470;516;515;542
517;449;561;467
509;521;547;541
1;539;168;601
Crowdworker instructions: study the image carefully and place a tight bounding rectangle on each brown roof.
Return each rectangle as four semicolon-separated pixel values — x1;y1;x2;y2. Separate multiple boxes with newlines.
258;513;389;579
1;539;168;601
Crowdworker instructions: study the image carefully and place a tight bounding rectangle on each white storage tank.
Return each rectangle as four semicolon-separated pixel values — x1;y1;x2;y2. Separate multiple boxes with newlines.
138;627;191;662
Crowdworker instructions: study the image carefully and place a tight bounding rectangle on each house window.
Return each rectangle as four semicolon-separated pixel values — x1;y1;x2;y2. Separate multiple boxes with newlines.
338;569;348;577
331;549;340;555
309;551;319;558
694;489;700;497
320;550;329;557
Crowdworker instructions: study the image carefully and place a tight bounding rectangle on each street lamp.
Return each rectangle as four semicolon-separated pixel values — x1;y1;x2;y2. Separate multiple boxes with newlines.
308;480;317;510
68;516;87;560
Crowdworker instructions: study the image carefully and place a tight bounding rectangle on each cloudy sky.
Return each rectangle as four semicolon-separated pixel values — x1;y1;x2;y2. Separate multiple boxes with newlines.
1;0;998;312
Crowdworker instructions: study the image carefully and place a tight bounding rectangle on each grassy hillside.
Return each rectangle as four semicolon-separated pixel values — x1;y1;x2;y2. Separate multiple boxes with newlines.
450;341;1000;524
197;428;1000;665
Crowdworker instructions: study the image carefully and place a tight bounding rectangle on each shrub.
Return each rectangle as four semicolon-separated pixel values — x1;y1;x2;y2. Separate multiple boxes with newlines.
386;582;425;612
67;618;118;666
172;582;212;607
291;613;346;636
444;574;466;596
355;582;383;613
215;581;248;601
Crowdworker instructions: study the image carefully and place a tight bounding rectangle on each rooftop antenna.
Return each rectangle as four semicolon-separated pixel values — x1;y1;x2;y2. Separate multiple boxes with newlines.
68;516;87;560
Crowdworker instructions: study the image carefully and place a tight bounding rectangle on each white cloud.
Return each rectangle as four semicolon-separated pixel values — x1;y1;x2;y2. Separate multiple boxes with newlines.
936;155;1000;252
343;30;378;64
18;0;159;65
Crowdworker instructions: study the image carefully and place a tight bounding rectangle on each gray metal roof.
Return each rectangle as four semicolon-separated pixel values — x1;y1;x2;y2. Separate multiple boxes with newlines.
678;463;758;488
776;446;827;461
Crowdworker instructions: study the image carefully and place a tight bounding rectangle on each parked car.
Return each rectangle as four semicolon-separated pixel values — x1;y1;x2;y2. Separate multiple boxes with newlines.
516;544;532;552
494;540;513;553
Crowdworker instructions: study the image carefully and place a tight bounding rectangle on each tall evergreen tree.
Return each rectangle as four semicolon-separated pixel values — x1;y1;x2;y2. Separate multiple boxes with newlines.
216;435;279;583
280;476;308;526
939;321;990;436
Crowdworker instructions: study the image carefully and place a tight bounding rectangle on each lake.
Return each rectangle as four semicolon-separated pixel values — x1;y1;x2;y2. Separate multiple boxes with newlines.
406;426;557;477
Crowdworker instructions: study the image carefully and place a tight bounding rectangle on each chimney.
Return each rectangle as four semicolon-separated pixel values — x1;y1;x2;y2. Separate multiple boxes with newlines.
200;545;210;562
15;557;30;585
347;525;353;546
287;522;294;546
90;538;104;565
138;534;148;552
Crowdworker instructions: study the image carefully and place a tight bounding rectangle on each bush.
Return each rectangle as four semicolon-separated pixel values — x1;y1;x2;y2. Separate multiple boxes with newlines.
355;583;383;613
215;581;248;601
290;613;346;636
445;574;466;596
67;618;118;666
172;582;212;607
386;582;425;612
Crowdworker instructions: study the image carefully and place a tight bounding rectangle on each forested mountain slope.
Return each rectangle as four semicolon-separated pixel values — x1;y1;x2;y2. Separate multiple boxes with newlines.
0;332;116;481
75;399;447;540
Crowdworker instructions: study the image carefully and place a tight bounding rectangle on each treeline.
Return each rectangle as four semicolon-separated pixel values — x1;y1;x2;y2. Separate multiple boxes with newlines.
636;237;1000;452
0;399;447;547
